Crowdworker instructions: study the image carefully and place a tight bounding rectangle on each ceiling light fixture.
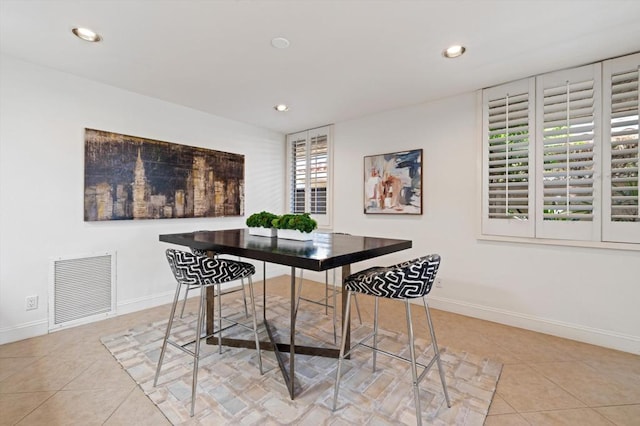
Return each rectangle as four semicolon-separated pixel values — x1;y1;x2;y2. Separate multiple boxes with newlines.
443;44;466;58
274;104;289;112
72;27;102;42
271;37;290;49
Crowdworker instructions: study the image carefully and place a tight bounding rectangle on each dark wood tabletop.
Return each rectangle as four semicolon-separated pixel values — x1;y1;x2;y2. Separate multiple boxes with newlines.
159;228;412;271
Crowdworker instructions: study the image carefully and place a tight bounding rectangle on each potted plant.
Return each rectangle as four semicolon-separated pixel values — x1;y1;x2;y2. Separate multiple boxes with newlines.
246;211;278;237
272;213;318;241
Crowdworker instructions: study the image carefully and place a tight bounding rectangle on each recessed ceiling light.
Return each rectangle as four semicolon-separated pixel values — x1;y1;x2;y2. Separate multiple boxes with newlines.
72;27;102;42
271;37;290;49
443;44;466;58
274;104;289;112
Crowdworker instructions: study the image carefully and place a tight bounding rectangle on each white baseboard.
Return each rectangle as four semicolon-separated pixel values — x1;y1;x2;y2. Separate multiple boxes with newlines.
427;295;640;355
0;319;48;345
0;271;285;345
5;278;636;355
116;290;176;316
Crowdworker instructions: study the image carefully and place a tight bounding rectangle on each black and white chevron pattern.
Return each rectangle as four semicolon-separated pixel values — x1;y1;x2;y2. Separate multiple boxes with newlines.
166;249;255;287
344;254;441;299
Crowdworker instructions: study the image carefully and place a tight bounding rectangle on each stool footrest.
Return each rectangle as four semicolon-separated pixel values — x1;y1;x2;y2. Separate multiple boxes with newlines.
297;296;336;309
166;335;217;358
347;329;440;387
358;343;433;374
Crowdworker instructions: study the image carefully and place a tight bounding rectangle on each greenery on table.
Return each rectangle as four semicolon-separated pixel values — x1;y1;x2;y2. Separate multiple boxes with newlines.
271;213;317;233
246;211;279;228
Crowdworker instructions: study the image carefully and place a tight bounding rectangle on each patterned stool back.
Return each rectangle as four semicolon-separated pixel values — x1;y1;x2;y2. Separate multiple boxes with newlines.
344;254;441;299
166;249;255;287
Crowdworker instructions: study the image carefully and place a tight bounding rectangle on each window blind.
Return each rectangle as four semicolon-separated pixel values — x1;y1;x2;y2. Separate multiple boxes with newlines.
482;79;535;238
609;68;639;222
602;53;640;243
290;136;307;213
535;64;601;241
487;92;531;220
540;78;596;221
308;133;328;214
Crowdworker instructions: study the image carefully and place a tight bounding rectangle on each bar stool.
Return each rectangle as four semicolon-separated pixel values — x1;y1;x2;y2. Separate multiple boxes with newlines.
154;248;263;417
181;248;249;318
332;254;451;425
294;233;361;344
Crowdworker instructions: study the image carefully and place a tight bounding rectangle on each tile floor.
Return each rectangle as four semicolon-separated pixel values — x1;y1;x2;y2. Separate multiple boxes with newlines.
1;275;639;425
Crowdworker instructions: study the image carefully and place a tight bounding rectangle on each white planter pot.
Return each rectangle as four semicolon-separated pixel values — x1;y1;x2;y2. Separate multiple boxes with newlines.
248;227;277;238
276;229;314;241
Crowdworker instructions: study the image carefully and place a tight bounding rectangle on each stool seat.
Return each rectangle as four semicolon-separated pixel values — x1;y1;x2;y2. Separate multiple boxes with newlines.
169;250;254;285
182;248;252;319
344;255;440;299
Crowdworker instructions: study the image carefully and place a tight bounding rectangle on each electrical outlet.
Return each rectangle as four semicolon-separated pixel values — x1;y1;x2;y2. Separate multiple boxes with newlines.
26;295;38;311
435;278;443;288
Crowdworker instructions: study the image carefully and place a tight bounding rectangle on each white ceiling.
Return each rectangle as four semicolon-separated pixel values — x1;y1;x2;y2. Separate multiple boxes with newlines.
2;0;640;134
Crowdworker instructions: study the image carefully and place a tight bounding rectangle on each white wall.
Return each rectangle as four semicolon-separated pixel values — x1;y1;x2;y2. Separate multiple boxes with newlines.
0;55;286;344
333;93;640;354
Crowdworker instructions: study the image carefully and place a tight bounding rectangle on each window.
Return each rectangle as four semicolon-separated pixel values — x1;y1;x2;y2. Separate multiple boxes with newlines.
286;125;333;228
482;53;639;244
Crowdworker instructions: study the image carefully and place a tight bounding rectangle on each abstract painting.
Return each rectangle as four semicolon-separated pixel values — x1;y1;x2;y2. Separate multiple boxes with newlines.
364;149;422;214
84;128;244;221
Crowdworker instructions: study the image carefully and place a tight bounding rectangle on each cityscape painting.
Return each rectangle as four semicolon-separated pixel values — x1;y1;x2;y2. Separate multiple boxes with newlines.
364;148;422;215
84;128;244;221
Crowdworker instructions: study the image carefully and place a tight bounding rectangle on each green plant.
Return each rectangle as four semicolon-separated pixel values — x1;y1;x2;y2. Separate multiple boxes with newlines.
245;211;279;228
271;213;317;233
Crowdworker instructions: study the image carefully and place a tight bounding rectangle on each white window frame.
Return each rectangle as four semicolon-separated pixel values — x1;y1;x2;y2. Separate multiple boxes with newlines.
481;53;640;247
285;125;333;229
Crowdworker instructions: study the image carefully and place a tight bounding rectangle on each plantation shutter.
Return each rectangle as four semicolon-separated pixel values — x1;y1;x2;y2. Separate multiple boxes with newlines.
290;133;307;214
308;130;328;215
286;125;332;228
482;78;535;237
602;53;640;243
535;64;602;241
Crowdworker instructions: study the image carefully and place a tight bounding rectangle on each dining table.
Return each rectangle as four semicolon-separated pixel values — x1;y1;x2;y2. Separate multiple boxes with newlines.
159;228;412;399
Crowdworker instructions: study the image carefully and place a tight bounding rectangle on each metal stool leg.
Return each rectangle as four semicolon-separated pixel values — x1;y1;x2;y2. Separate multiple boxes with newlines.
154;282;183;386
372;296;379;372
324;270;329;315
240;278;249;317
331;270;337;343
180;285;191;318
217;284;223;354
190;285;206;416
247;276;263;374
332;291;352;411
424;298;451;408
406;300;422;424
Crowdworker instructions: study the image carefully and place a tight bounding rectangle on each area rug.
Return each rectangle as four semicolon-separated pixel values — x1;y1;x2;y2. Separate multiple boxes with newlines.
101;295;501;425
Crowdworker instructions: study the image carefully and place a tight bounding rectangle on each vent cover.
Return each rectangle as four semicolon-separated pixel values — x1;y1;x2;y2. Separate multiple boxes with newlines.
49;252;116;330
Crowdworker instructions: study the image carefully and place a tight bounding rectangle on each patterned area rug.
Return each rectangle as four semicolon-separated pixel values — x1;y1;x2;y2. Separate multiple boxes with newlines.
101;295;501;425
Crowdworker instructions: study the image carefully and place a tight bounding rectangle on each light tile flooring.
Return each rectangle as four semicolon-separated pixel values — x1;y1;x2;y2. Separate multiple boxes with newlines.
1;275;639;425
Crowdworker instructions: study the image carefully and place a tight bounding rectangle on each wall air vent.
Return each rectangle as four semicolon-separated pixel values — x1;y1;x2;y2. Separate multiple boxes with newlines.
49;252;116;330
